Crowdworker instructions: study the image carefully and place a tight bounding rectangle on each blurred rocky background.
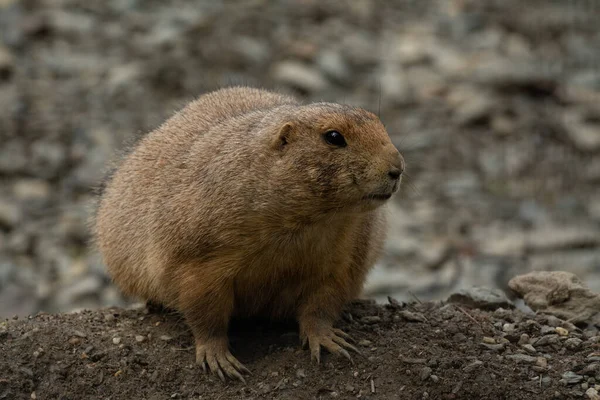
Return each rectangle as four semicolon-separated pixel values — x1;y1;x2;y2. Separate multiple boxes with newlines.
0;0;599;318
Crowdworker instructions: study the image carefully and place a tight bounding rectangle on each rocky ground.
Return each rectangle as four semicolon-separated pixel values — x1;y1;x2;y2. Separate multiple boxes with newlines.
0;0;599;319
2;297;600;400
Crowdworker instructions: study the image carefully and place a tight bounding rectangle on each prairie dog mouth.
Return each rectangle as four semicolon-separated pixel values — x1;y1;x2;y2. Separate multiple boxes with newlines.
363;193;393;201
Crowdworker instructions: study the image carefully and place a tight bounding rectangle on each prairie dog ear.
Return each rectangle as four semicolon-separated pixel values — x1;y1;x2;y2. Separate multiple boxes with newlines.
272;122;295;151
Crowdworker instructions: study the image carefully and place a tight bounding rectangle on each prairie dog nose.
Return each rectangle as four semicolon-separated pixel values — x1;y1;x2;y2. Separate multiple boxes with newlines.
388;153;405;180
388;167;402;180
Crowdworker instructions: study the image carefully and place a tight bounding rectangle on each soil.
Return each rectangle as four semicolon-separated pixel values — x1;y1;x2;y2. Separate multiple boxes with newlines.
1;300;598;400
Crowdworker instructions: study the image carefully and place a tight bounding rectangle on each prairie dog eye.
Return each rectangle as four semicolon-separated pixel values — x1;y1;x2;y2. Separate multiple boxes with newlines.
323;131;347;147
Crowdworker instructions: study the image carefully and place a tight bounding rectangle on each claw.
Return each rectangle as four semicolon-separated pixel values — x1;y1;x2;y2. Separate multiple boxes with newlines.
195;338;250;383
303;324;357;365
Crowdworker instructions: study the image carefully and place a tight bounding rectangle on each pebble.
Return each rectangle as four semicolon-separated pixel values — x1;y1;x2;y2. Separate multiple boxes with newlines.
272;61;328;92
555;327;569;337
135;335;146;343
379;63;413;105
535;335;560;346
562;371;584;384
506;353;538;364
582;363;600;375
564;338;583;350
518;333;530;345
12;179;51;201
481;343;505;352
536;357;548;369
502;323;516;333
159;335;173;341
586;388;600;400
463;360;483;373
521;344;537;354
420;367;432;381
544;315;563;327
358;339;372;347
316;49;350;83
541;376;552;387
296;369;306;378
398;311;426;322
0;200;22;229
563;109;600;152
541;326;555;335
361;316;381;324
482;337;496;344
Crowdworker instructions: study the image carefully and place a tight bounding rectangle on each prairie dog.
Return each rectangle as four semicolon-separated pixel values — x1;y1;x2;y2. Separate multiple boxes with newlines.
94;86;404;381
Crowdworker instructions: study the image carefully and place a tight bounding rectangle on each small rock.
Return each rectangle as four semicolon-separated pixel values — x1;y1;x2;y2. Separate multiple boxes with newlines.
522;344;537;354
400;357;427;364
0;200;22;229
358;339;372;347
502;323;516;333
555;327;569;337
379;63;413;104
586;387;600;400
541;376;552;387
481;343;505;352
506;354;538;364
535;335;560;346
159;335;173;341
582;363;600;376
361;316;381;324
493;308;512;320
272;61;328;92
453;94;495;126
296;369;306;378
112;337;121;345
447;287;513;310
316;49;350;83
398;310;426;322
430;375;439;383
518;333;530;345
0;45;14;80
562;371;584;384
541;326;555;335
536;357;548;369
562;109;600;152
13;179;51;201
544;315;563;327
73;330;87;338
135;335;146;343
482;337;496;344
463;360;483;373
561;321;578;332
564;338;583;350
420;367;432;381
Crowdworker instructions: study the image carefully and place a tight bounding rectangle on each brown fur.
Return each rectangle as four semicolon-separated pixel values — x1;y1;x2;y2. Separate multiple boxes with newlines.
93;86;404;380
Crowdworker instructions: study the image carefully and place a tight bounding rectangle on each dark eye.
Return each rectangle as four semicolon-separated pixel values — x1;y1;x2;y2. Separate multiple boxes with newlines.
323;131;347;147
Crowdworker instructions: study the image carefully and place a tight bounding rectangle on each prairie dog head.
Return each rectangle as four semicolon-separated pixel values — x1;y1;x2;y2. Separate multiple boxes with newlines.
268;103;404;214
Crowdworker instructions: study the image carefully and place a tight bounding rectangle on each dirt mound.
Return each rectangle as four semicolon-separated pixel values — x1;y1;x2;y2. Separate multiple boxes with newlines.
1;299;598;399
